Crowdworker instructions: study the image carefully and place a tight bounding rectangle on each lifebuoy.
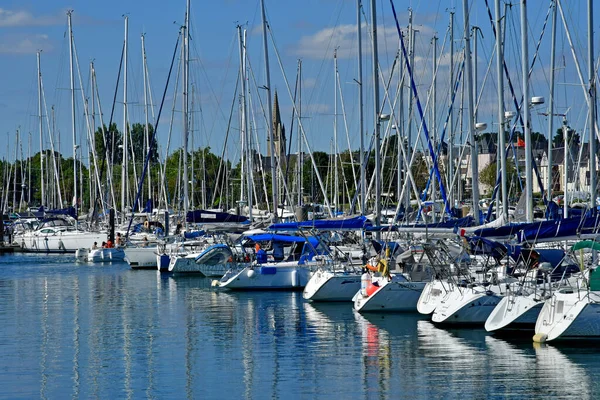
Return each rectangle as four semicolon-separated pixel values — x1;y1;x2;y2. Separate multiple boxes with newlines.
144;221;150;230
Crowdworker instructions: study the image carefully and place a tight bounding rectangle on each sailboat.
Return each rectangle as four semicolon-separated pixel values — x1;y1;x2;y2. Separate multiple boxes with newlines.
533;240;600;342
215;233;329;290
485;247;579;332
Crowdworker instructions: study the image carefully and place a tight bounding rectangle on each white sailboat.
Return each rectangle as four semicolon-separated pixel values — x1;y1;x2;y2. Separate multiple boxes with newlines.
302;263;363;302
485;249;580;332
533;240;600;342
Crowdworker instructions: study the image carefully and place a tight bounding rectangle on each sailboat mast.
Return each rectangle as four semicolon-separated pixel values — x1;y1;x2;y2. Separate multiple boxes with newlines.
357;0;365;215
463;0;480;224
495;0;508;220
238;26;253;220
67;11;78;223
121;15;129;220
588;0;596;214
371;0;381;228
521;0;533;222
297;59;302;207
260;0;278;222
334;49;339;213
142;33;152;205
448;12;455;206
238;25;245;206
546;1;557;203
431;35;437;222
407;10;414;186
183;0;190;222
37;51;45;208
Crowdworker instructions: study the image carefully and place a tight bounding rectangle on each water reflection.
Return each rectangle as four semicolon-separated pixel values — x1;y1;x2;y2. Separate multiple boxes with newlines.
2;256;600;398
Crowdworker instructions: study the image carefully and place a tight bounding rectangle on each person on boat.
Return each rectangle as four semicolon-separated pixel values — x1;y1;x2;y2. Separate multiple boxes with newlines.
115;232;122;247
142;236;149;247
106;239;113;248
101;241;107;248
255;243;267;264
92;242;98;250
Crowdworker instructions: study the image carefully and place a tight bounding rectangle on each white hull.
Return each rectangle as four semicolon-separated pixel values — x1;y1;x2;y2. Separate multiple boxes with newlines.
303;269;361;302
353;276;426;313
417;280;455;315
124;247;157;269
535;290;600;342
75;247;126;263
217;262;312;290
167;253;239;277
485;293;542;332
19;231;107;253
167;254;200;273
432;288;503;326
195;263;234;278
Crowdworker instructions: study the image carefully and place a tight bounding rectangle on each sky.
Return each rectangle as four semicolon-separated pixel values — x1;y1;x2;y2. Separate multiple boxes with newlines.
0;0;598;166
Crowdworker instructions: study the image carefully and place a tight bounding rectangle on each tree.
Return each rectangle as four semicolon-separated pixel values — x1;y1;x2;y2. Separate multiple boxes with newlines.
552;126;579;148
410;152;430;195
302;151;329;203
129;123;159;163
479;158;518;195
93;123;122;165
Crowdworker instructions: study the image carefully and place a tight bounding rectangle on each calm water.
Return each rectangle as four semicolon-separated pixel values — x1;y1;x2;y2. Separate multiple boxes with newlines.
1;254;599;399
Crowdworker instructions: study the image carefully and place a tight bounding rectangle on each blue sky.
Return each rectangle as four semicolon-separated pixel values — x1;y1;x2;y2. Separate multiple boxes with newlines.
0;0;598;165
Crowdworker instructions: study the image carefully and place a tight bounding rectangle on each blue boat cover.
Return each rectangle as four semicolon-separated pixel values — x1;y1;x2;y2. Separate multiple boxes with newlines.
269;215;371;231
246;233;319;247
184;230;206;239
467;236;507;260
186;209;249;224
41;206;77;219
366;216;474;232
518;216;600;243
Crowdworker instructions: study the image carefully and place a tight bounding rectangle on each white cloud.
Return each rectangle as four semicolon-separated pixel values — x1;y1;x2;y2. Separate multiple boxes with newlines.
0;8;63;27
291;23;403;60
0;34;54;54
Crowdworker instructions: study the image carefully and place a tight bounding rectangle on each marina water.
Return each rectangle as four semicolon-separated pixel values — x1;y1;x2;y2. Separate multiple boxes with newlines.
1;253;599;399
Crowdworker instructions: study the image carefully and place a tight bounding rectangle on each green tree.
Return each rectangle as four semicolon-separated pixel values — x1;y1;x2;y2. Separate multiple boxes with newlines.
129;123;159;163
479;159;518;195
552;126;580;148
93;123;122;165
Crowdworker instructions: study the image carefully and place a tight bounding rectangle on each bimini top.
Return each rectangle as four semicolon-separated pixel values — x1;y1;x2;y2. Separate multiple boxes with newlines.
268;215;371;231
244;233;319;247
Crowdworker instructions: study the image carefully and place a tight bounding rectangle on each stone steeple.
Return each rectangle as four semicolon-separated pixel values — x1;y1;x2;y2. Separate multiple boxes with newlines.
268;91;286;162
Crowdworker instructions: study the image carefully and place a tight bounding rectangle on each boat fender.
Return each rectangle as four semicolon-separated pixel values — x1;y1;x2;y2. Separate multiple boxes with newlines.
532;333;547;343
211;280;221;287
366;281;380;297
291;270;298;287
361;272;372;296
247;269;256;279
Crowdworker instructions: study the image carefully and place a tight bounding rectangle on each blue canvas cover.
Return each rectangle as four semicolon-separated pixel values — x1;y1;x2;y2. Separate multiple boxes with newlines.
186;209;249;224
269;216;371;231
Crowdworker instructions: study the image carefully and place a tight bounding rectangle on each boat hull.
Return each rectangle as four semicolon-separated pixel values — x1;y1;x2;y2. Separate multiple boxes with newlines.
218;262;311;290
19;231;107;253
124;247;157;269
354;277;425;313
417;280;454;315
303;270;361;302
432;289;502;326
485;293;542;332
535;291;600;342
